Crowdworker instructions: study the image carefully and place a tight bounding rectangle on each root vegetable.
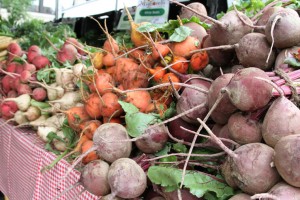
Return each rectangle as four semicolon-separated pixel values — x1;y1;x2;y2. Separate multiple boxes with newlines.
81;140;99;164
207;73;237;124
64;106;91;132
107;158;147;199
3;94;31;111
170;36;200;58
228;112;262;145
101;92;123;118
198;119;281;195
179;2;207;22
31;55;51;70
53;131;68;152
37;126;58;142
274;134;300;187
56;43;78;64
125;90;152;113
32;87;47;101
84;93;103;119
229;193;251;200
135;124;169;154
262;93;300;147
24;106;41;121
48;91;82;110
80;159;111;196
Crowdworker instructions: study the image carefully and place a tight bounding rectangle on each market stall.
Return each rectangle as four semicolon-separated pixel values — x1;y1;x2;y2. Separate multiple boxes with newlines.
0;119;97;200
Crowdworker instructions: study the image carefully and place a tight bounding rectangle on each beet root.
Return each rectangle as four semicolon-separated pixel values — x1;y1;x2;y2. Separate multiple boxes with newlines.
80;159;110;196
135;125;169;154
262;97;300;147
274;134;300;187
228;112;262;145
93;123;132;163
107;158;147;199
224;143;281;194
225;67;273;111
207;73;237;124
265;182;300;199
228;193;251;200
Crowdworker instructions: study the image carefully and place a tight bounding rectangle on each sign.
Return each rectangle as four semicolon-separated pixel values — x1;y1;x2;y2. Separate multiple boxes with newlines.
134;0;170;24
116;7;136;30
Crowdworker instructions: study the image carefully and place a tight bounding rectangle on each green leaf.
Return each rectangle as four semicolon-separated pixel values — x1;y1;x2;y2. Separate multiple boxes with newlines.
161;102;176;120
155;142;172;156
119;101;161;137
169;26;192;42
147;166;234;199
172;143;188;153
137;22;162;32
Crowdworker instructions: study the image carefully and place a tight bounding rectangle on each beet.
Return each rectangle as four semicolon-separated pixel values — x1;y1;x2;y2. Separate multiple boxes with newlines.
262;97;300;147
167;117;198;143
274;134;300;187
225;67;273;111
228;112;262;145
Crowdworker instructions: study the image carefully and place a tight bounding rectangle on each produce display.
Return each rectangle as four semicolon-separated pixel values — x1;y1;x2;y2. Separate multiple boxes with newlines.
1;0;300;199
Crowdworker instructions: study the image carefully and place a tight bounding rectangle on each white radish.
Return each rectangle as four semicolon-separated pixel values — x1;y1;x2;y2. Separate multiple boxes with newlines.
37;126;58;142
43;113;66;129
53;131;68;152
13;110;28;125
72;63;87;77
24;106;41;121
3;94;31;111
48;91;82;110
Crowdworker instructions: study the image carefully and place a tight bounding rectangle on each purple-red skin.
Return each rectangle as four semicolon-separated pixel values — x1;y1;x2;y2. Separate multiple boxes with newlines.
27;45;42;63
167;117;199;143
20;70;32;83
1;101;18;119
7;90;17;98
80;159;111;196
32;87;47;101
228;112;262;145
2;75;14;94
23;63;36;73
32;55;51;70
135;125;169;154
274;134;300;187
207;73;237;124
225;67;273;111
7;42;23;63
262;97;300;147
17;84;32;95
56;44;78;65
176;83;209;124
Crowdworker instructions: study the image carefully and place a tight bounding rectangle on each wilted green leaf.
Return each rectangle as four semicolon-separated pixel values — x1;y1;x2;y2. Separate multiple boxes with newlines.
169;26;192;42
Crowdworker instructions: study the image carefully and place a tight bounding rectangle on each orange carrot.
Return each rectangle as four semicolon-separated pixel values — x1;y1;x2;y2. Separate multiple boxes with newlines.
79;120;102;140
101;92;123;118
144;65;166;82
64;106;91;132
102;52;116;67
81;140;99;164
161;72;181;91
151;43;170;61
95;72;115;95
169;36;200;58
103;38;119;55
190;51;209;71
84;93;103;119
171;56;189;74
125;90;152;113
103;116;123;124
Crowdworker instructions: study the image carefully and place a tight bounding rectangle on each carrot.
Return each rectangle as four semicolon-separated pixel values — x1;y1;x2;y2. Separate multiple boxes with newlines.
84;93;103;119
190;51;209;71
95;72;115;95
169;36;200;58
79;120;102;140
103;116;123;124
151;43;170;61
102;52;116;67
103;38;119;55
73;134;89;154
145;102;167;117
129;49;155;66
114;58;149;89
81;140;99;164
64;106;91;132
160;72;181;91
105;65;116;77
125;90;152;113
101;92;123;118
170;55;189;74
151;90;173;106
144;65;166;82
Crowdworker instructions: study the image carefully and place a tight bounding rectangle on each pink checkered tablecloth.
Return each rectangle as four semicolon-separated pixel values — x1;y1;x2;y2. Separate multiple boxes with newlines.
0;119;99;200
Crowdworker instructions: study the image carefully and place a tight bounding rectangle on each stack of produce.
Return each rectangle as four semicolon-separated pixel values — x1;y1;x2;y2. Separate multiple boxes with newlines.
1;0;300;199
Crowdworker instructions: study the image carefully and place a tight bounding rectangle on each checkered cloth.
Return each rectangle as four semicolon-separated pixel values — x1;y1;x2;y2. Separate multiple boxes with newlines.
0;119;98;200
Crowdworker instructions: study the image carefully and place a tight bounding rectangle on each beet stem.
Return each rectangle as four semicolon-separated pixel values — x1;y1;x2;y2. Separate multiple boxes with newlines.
251;193;279;200
179;91;225;189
